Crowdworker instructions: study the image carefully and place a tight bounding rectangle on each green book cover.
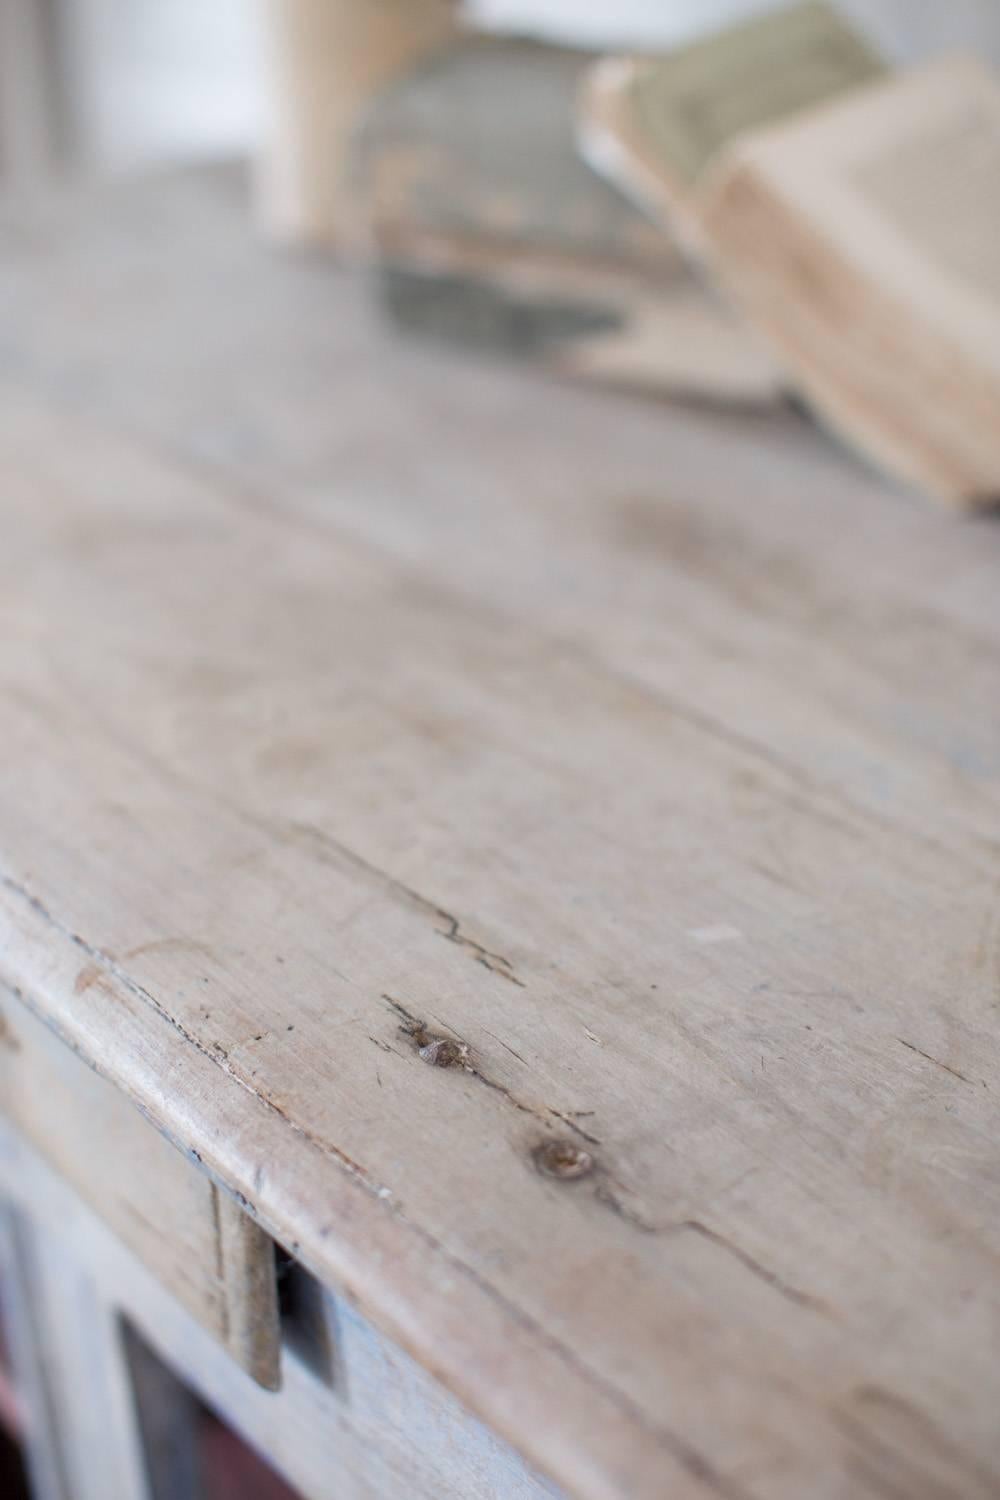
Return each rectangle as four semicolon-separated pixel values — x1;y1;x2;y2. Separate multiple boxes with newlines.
629;1;884;184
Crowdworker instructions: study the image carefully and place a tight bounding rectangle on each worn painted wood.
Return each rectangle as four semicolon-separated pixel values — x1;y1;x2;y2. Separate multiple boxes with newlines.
14;1216;154;1500
0;1120;561;1500
0;171;997;1500
0;984;280;1389
120;1322;204;1500
0;1204;69;1500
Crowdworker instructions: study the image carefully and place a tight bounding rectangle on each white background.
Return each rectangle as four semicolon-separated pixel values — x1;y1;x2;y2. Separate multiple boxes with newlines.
65;0;1000;168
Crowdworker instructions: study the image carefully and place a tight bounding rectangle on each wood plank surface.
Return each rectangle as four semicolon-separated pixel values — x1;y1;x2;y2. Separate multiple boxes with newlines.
0;169;997;1500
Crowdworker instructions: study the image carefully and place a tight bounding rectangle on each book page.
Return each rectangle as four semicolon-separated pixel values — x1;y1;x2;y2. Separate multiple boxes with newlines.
712;57;1000;366
853;106;1000;306
628;0;883;185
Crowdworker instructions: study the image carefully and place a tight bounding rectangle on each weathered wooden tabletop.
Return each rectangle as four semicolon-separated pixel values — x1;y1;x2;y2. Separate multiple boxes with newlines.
0;169;997;1500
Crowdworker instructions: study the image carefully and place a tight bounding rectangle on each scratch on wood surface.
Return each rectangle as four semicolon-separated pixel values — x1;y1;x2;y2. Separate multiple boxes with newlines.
285;821;526;985
73;961;104;995
593;1187;830;1309
0;846;751;1495
594;1183;659;1233
689;924;744;945
119;937;221;968
895;1037;978;1087
436;911;525;986
383;995;600;1144
681;1221;827;1313
480;1026;527;1064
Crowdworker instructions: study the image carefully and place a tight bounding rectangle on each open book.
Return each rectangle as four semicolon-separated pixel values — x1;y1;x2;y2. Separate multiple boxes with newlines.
700;56;1000;506
578;1;884;253
580;11;1000;507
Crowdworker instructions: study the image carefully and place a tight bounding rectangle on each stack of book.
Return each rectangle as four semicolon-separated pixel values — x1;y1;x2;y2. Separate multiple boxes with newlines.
256;0;782;407
257;0;999;505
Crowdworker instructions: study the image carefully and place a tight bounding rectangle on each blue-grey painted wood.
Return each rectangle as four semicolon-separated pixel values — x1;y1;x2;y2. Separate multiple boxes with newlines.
0;1119;562;1500
0;1205;69;1500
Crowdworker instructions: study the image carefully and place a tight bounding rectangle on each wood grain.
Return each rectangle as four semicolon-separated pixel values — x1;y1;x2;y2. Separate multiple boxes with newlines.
0;171;997;1500
0;983;280;1389
0;1204;70;1500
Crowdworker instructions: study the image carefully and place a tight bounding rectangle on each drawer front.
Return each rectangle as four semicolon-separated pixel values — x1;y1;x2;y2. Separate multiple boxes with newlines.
0;983;280;1389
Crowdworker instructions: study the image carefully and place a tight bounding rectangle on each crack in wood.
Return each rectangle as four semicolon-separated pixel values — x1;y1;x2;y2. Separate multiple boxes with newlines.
681;1220;828;1313
0;869;750;1497
285;821;526;985
895;1037;978;1087
383;995;601;1144
595;1190;827;1313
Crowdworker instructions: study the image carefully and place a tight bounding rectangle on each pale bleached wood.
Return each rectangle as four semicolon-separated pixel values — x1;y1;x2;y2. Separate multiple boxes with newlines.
0;984;280;1389
0;172;994;861
213;1188;281;1391
0;174;997;1500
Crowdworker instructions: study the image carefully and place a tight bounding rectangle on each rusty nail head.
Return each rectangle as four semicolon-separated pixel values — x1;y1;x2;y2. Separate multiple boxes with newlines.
533;1139;594;1181
418;1037;468;1068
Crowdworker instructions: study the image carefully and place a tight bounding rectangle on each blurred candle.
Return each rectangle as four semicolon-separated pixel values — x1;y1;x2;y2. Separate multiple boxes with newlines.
256;0;459;247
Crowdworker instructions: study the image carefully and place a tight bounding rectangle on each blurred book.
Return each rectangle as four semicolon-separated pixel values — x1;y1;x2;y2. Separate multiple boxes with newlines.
353;34;780;405
578;7;1000;506
256;4;780;406
577;0;884;252
702;56;1000;507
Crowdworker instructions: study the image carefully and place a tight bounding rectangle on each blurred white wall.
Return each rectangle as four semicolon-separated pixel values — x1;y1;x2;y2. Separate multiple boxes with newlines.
475;0;1000;57
60;0;262;169
62;0;1000;170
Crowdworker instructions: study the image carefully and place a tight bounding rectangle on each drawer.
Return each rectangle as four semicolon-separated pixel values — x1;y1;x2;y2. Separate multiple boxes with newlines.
0;983;281;1389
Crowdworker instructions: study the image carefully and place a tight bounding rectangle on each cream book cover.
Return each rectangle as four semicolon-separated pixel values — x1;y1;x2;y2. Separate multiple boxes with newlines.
702;55;1000;506
578;1;883;247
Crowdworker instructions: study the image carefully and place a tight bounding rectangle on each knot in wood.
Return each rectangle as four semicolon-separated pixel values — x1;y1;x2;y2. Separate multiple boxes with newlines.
533;1139;594;1181
418;1036;468;1068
